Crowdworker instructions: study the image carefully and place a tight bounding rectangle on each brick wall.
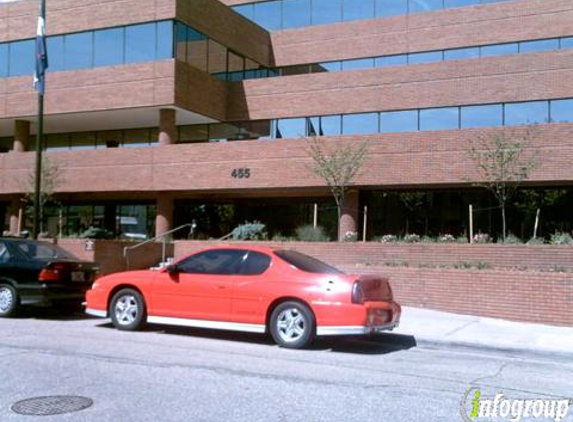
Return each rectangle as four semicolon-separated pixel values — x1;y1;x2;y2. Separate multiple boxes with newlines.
173;240;573;326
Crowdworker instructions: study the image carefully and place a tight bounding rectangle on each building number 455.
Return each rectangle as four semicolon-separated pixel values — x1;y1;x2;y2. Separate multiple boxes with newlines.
231;168;251;179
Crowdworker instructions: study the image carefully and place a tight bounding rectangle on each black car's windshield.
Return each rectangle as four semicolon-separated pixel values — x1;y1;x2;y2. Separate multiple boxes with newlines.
14;241;79;261
274;250;344;274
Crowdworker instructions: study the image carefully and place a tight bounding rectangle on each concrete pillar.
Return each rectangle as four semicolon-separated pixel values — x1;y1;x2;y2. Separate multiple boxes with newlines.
8;198;21;235
155;193;173;238
13;120;31;152
158;108;176;145
338;190;359;241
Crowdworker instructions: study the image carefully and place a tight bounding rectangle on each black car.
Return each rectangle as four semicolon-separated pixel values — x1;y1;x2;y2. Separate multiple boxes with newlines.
0;238;100;317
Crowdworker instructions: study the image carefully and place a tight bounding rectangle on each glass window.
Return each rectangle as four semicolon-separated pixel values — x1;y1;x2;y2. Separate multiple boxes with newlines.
123;129;151;147
375;54;407;67
254;1;283;30
317;61;342;72
561;37;573;49
157;21;174;60
277;118;306;138
0;43;8;77
97;130;124;148
244;58;266;79
46;134;70;151
274;250;343;274
342;113;379;135
177;249;247;275
408;51;442;64
70;132;96;149
0;137;12;153
380;110;418;132
444;0;479;6
210;123;241;141
375;0;407;17
234;4;255;20
550;99;573;123
409;0;444;13
281;64;311;76
444;47;479;61
208;39;227;74
519;39;559;54
125;23;156;63
236;120;273;140
343;0;374;21
505;101;549;126
228;51;244;81
175;22;187;62
480;43;518;58
240;251;272;275
283;0;311;28
64;32;93;70
179;125;209;143
320;115;342;135
186;27;207;71
461;104;502;128
312;0;342;26
46;36;65;72
0;241;11;263
342;58;375;71
94;28;124;67
307;117;320;136
9;39;34;76
420;107;459;130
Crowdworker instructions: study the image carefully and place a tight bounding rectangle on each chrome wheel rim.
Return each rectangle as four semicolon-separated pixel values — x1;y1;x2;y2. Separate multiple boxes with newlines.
0;287;14;313
276;308;306;343
114;295;138;325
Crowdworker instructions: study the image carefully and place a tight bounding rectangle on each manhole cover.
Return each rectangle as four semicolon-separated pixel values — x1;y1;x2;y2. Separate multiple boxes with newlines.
11;396;93;416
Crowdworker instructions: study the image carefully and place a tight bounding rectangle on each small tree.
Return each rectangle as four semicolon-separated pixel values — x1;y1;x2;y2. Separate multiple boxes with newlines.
307;138;368;241
467;126;537;242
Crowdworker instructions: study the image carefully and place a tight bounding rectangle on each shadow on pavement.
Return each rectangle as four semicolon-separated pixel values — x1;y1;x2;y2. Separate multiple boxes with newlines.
96;322;417;355
13;306;97;321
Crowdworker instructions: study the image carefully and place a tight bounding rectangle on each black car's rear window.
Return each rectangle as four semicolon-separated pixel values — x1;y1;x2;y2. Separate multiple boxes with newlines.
14;241;78;261
274;250;344;274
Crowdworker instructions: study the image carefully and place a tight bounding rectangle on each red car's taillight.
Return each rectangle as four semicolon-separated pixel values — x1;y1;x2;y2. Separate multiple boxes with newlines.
39;263;66;282
351;281;364;304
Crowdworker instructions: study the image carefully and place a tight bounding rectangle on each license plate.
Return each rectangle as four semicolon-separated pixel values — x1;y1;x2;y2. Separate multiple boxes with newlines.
71;271;85;282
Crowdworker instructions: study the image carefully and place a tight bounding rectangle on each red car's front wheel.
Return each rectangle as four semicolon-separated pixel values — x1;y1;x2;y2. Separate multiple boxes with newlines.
270;301;315;349
110;288;147;331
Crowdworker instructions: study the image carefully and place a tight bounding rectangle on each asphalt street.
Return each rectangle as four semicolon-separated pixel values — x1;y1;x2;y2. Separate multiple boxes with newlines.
1;310;572;422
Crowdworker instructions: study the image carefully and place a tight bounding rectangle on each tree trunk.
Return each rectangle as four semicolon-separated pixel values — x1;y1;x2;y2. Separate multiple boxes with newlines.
501;203;506;242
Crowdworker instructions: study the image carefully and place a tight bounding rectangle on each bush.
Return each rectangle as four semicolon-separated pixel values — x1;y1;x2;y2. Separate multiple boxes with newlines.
231;221;267;240
499;234;522;244
472;233;491;244
438;234;456;243
271;233;294;242
456;235;469;244
376;234;398;243
295;225;330;242
526;237;545;245
403;234;421;243
550;232;573;245
343;231;358;242
421;236;436;243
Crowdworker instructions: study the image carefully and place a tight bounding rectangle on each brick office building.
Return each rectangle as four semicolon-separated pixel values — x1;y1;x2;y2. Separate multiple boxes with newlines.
0;0;572;241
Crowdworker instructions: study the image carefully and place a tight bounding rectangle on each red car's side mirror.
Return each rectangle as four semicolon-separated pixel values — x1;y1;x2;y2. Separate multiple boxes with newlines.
165;264;180;275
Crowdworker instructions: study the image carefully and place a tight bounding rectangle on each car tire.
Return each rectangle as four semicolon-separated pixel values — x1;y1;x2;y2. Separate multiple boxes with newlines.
270;301;315;349
0;284;19;318
110;288;147;331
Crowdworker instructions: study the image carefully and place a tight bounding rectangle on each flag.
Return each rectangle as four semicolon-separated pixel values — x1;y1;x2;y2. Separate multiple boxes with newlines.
33;0;48;94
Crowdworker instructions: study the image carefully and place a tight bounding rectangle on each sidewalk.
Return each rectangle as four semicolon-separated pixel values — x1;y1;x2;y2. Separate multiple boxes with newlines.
393;307;573;359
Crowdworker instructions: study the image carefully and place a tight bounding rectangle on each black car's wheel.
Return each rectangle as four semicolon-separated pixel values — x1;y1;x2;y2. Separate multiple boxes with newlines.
270;301;315;349
0;284;19;318
110;289;147;331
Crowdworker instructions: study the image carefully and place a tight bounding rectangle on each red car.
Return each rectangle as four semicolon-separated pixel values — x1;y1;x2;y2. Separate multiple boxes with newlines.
85;246;401;349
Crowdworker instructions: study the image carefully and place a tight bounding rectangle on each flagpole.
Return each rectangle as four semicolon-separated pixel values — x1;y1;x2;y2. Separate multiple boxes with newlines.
32;0;46;239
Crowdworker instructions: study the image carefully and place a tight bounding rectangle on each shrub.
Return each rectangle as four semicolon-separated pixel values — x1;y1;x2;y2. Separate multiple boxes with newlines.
526;237;545;245
271;233;294;242
343;231;358;242
550;232;573;245
472;233;491;244
456;235;469;244
295;225;330;242
438;234;456;243
403;234;421;243
376;234;398;243
421;236;436;243
231;221;267;241
499;234;522;244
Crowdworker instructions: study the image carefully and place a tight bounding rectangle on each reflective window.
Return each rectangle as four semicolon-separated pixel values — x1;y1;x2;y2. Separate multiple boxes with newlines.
444;0;479;6
307;117;320;136
312;0;342;26
408;51;442;64
208;39;227;74
126;23;156;63
444;47;479;61
561;37;573;48
46;36;65;72
342;58;375;71
123;129;152;147
342;113;379;135
210;123;241;141
94;28;124;67
420;107;459;130
175;22;187;61
71;132;96;149
254;1;283;30
65;32;93;70
157;21;174;59
505;101;549;125
519;39;559;53
375;54;407;67
240;251;272;275
409;0;444;13
380;110;418;132
46;134;71;151
319;115;342;135
318;61;342;72
178;249;247;275
180;125;209;143
343;0;374;21
228;51;244;81
550;99;573;123
277;118;306;138
375;0;408;16
480;43;518;57
461;104;502;128
186;27;208;71
283;0;311;28
0;44;8;78
9;39;34;76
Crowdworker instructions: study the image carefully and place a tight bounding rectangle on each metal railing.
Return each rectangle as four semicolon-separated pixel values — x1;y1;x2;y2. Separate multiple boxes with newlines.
123;223;194;270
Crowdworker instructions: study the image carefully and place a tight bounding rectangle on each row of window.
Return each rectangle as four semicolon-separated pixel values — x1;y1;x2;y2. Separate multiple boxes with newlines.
182;99;573;141
228;35;573;81
0;20;264;82
233;0;517;31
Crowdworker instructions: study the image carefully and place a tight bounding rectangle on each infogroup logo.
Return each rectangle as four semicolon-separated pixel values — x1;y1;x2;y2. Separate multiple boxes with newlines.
460;387;571;422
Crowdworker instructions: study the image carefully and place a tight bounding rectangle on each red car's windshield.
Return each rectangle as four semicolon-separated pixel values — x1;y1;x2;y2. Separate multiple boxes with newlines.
274;250;344;274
